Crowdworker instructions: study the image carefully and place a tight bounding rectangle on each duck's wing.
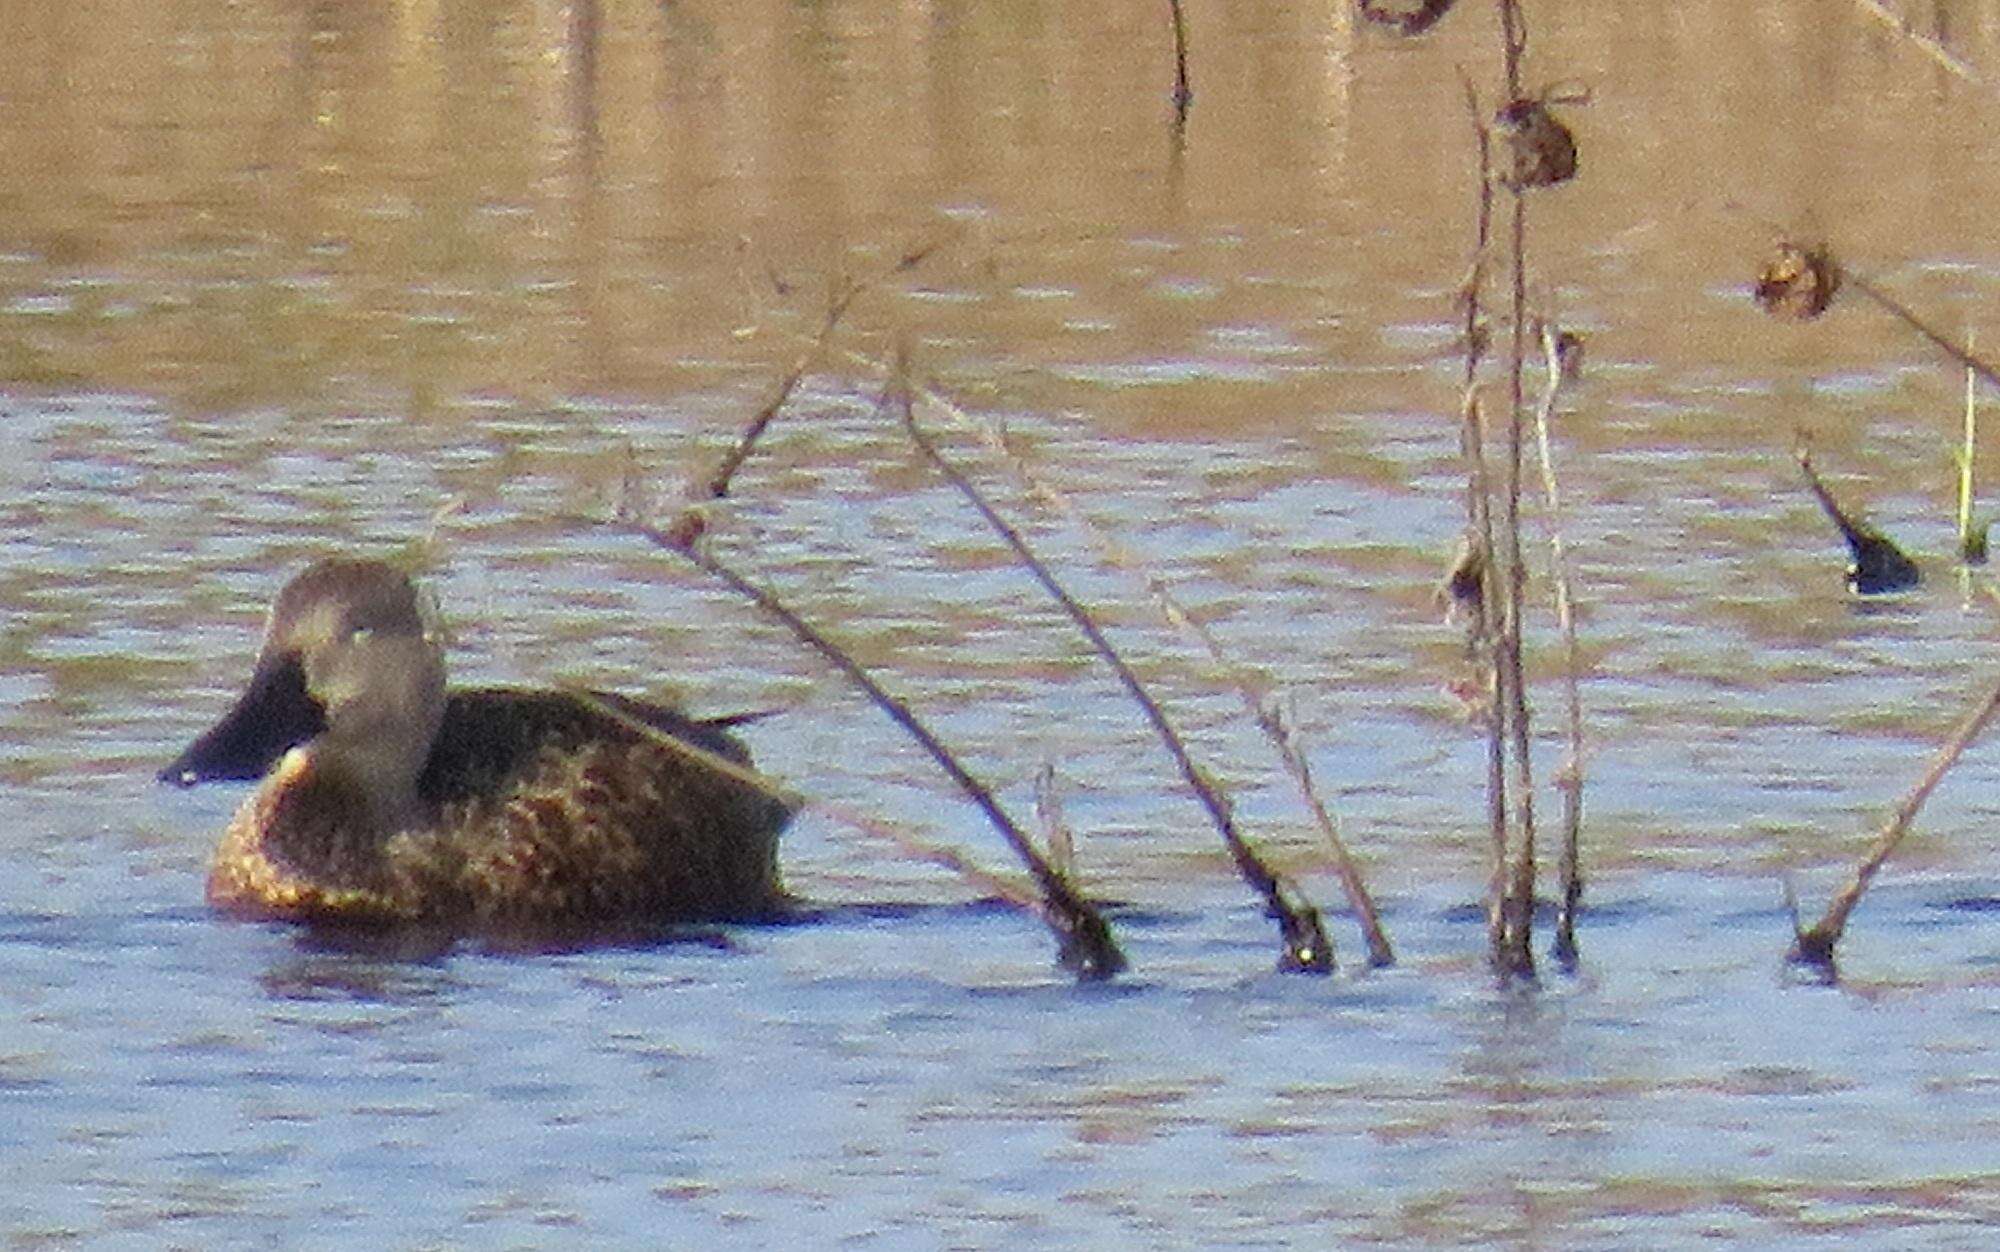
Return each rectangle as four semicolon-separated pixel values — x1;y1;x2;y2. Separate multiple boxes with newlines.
582;691;763;765
418;688;759;807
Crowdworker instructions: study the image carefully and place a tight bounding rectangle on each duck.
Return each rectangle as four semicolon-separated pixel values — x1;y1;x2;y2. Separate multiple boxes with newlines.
159;558;795;934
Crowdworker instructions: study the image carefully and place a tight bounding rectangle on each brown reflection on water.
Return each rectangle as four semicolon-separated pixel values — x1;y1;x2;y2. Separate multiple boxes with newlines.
5;0;2000;438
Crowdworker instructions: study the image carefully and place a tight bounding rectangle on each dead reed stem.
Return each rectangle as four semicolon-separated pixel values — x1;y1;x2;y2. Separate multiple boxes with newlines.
1034;763;1076;881
1792;440;1849;534
613;515;1127;980
698;282;865;506
1492;0;1538;980
1962;356;1980;562
561;684;803;804
1845;0;1986;89
889;363;1333;973
696;236;948;512
1843;270;2000;393
1829;268;2000;566
1791;660;2000;970
1456;72;1509;965
1530;324;1584;967
808;795;1054;915
1167;0;1194;128
833;344;1395;967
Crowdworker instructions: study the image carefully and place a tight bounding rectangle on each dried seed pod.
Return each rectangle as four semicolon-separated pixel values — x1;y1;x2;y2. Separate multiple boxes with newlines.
1357;0;1458;34
1437;535;1485;617
1494;98;1578;190
1753;242;1840;321
1534;319;1584;381
1553;329;1584;381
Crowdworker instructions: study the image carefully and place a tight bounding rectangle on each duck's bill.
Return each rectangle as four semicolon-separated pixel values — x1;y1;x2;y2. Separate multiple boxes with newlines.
159;652;327;786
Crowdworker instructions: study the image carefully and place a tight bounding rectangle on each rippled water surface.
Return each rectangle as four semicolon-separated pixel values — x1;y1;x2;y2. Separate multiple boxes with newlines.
13;0;2000;1246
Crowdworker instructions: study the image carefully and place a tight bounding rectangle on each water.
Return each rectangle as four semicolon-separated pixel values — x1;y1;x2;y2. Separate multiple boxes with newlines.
10;0;2000;1245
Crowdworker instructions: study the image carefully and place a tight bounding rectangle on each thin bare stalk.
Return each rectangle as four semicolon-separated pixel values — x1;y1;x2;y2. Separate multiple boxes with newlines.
1252;698;1389;966
810;795;1054;915
616;515;1126;981
1492;0;1538;980
1963;353;1984;562
1033;763;1076;881
1791;661;2000;970
694;236;949;514
1530;324;1584;968
562;683;804;802
892;367;1332;973
697;280;865;508
1167;0;1194;127
1845;0;1986;88
1457;70;1509;965
830;344;1395;967
1843;270;2000;392
1811;263;2000;567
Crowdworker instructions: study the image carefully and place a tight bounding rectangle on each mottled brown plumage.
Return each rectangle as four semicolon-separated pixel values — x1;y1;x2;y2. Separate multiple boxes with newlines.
163;559;793;934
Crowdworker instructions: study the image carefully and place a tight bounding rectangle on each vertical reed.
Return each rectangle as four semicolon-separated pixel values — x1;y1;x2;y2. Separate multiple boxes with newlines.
1454;73;1510;962
1531;323;1584;967
1490;0;1539;979
1961;354;1986;563
1167;0;1194;129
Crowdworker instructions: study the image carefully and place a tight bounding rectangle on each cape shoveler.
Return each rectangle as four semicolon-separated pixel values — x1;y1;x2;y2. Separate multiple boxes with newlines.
160;558;793;933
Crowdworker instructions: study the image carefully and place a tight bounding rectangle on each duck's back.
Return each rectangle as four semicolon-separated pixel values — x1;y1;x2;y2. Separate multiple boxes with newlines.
403;688;794;926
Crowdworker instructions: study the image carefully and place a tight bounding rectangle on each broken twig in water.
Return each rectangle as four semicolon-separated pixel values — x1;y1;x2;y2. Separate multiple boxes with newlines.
889;361;1332;974
1791;654;2000;971
1793;438;1921;595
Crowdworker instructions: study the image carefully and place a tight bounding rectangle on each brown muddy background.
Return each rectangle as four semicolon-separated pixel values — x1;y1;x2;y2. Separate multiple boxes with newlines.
9;1;2000;1246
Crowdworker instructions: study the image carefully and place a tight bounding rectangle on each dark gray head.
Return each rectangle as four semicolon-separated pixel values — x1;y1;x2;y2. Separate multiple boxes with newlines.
160;559;448;812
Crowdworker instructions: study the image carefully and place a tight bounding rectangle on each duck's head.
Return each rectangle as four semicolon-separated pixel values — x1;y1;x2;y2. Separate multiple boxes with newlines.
160;559;447;812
